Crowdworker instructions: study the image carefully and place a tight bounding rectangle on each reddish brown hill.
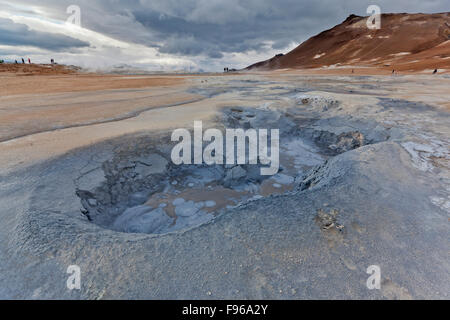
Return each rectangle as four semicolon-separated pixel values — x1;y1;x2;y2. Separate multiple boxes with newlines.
246;13;450;72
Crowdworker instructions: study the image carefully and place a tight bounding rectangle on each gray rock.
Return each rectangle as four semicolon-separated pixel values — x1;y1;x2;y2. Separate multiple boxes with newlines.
230;166;247;180
224;166;248;186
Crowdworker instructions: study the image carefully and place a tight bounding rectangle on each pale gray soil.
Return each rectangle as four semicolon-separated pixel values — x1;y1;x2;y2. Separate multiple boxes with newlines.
0;74;448;299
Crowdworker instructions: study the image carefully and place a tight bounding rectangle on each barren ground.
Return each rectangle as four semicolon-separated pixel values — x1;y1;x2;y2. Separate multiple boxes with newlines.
0;70;448;299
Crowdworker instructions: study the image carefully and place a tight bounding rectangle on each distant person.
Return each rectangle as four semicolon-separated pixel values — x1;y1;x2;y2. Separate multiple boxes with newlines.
28;58;31;64
15;60;18;64
433;69;438;74
22;58;25;64
51;58;54;64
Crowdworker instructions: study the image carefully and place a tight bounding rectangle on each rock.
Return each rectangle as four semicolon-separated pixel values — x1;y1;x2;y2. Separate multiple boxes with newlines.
329;132;365;153
316;209;340;230
223;166;247;186
230;166;247;180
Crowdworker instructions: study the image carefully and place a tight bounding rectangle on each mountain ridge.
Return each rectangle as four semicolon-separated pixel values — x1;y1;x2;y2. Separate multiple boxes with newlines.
246;12;450;72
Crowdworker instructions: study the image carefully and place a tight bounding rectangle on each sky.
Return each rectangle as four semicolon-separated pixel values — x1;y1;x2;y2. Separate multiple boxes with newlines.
0;0;448;72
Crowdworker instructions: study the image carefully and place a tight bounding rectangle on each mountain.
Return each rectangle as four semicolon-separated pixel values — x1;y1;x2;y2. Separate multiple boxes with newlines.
246;13;450;72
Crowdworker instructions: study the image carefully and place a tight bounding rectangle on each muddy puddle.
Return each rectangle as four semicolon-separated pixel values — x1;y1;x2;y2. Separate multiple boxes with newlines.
76;101;384;235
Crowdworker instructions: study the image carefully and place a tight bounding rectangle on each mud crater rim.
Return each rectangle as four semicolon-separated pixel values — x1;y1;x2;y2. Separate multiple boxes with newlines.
75;105;388;235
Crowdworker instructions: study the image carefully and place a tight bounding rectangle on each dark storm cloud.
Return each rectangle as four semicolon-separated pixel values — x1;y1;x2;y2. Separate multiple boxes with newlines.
0;18;90;51
5;0;450;59
132;10;267;56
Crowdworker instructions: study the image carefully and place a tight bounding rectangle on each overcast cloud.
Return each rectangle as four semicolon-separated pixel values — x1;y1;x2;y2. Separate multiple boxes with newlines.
0;0;448;71
0;17;89;50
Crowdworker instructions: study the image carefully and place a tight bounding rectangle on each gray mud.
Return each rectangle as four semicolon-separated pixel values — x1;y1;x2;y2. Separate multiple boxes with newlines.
74;104;389;236
0;75;448;299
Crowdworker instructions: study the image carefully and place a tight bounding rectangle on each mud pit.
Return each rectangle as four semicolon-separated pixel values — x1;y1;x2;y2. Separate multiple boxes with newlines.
1;73;449;299
76;103;388;235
